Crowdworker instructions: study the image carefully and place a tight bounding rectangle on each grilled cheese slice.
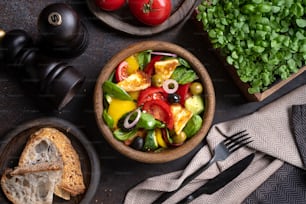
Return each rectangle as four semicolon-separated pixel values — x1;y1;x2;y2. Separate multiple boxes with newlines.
117;71;151;92
170;104;193;135
154;59;179;81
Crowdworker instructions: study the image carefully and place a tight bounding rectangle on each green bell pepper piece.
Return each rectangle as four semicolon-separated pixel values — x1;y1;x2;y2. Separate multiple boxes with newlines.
113;128;137;141
136;112;165;130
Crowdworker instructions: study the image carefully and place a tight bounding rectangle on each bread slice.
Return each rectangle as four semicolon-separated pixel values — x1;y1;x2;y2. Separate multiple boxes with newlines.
1;162;62;204
18;127;85;199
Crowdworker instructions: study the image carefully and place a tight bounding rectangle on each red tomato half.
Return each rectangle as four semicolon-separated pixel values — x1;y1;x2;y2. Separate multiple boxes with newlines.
95;0;126;11
128;0;172;26
115;61;129;82
143;99;174;130
137;87;167;106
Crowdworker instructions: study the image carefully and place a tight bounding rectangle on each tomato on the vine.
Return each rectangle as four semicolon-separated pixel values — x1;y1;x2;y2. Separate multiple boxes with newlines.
95;0;126;11
128;0;172;26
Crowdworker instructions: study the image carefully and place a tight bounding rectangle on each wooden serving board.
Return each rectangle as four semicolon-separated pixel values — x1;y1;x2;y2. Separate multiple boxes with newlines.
193;13;306;102
86;0;198;36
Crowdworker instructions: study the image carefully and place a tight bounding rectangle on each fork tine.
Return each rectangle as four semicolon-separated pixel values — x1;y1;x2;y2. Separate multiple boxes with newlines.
228;139;253;153
224;132;249;146
226;135;251;150
223;130;247;143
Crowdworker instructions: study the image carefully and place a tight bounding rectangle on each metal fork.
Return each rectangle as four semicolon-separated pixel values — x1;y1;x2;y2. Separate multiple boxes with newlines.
152;129;252;204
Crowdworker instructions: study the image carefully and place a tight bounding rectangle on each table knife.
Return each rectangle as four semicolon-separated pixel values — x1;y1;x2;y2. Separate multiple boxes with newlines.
176;153;255;204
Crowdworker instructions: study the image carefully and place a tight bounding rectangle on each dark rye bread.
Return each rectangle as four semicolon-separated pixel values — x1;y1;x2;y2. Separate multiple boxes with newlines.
1;162;62;204
18;127;85;200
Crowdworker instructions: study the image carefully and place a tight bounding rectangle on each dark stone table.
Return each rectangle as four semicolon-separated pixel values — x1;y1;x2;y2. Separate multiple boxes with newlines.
1;0;305;203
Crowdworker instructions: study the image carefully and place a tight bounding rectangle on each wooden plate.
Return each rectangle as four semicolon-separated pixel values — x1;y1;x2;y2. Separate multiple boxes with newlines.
0;117;100;204
86;0;198;36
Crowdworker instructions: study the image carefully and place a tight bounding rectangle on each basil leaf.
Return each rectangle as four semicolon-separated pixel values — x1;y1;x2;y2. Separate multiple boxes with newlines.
137;50;151;70
178;57;191;68
171;67;198;84
102;81;133;101
108;70;115;81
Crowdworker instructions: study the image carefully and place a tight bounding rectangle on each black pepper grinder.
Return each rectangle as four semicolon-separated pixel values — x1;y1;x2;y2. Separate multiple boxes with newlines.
1;29;85;110
37;3;89;58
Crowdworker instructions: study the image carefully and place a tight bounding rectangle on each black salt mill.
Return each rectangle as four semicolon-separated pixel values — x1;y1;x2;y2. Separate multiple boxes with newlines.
37;3;89;58
1;29;85;110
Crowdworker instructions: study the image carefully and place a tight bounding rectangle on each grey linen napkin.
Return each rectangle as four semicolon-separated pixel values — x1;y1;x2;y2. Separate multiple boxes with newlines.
243;104;306;204
124;84;306;204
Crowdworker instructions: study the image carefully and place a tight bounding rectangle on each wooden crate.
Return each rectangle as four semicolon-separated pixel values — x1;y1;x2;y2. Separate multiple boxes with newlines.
193;12;306;102
223;60;306;102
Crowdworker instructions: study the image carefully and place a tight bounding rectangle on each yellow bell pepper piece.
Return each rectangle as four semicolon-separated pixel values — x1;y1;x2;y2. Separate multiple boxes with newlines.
128;91;140;100
108;98;136;128
155;128;167;148
125;55;139;75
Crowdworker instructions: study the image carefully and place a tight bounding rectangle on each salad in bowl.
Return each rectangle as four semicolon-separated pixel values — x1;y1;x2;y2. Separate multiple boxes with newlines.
94;41;215;163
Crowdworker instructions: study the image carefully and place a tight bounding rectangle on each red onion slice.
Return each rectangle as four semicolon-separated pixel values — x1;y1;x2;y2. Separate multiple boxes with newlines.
124;108;141;129
163;79;179;94
151;51;177;58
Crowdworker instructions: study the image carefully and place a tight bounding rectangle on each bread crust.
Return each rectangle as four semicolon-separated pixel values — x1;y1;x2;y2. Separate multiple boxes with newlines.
10;162;62;175
1;163;62;204
18;127;86;197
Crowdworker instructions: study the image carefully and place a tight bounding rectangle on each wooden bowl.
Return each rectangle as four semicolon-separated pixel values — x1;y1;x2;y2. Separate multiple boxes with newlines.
94;41;215;163
86;0;198;36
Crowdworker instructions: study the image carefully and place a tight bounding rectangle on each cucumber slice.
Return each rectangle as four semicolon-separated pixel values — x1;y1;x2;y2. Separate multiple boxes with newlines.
143;130;159;151
183;115;203;138
184;95;204;115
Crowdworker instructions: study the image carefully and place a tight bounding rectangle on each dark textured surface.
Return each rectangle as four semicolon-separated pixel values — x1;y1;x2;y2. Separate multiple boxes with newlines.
1;0;306;203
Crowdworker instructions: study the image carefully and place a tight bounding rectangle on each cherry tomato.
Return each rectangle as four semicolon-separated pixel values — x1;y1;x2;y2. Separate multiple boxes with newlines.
143;99;174;130
115;61;129;82
128;0;172;26
176;83;191;106
137;87;167;106
95;0;126;11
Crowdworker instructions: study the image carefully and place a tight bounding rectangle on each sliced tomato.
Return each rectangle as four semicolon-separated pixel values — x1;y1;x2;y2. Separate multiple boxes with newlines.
115;61;129;82
143;55;163;77
137;87;167;106
143;99;174;130
176;83;191;106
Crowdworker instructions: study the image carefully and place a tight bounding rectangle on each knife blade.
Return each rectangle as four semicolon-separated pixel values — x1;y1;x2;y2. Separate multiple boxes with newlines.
176;153;255;204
